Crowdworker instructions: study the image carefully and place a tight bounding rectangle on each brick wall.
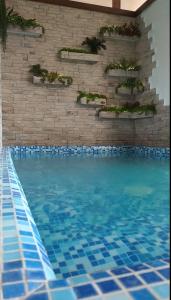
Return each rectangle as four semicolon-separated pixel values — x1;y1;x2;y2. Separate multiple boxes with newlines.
1;0;169;147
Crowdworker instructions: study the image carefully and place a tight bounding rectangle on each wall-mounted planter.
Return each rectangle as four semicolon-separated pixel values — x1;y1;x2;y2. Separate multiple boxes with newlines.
79;97;107;106
59;51;101;63
108;69;139;78
7;25;43;37
99;111;153;120
103;32;139;42
32;76;69;87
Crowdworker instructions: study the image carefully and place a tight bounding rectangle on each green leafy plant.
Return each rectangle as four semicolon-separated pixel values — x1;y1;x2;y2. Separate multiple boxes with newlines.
6;7;44;32
82;37;106;54
58;47;90;55
115;78;145;95
100;22;141;37
29;64;73;86
77;91;107;103
99;101;156;115
29;64;48;77
105;58;141;73
0;0;7;50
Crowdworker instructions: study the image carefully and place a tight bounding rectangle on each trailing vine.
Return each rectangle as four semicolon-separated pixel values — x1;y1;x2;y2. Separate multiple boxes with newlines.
0;0;7;50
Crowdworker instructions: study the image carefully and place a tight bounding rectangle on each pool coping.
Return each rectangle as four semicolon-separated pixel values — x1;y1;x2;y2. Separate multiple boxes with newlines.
0;146;170;300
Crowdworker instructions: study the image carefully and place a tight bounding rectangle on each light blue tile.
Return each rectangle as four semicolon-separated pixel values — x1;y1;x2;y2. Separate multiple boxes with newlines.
51;289;77;300
152;283;170;299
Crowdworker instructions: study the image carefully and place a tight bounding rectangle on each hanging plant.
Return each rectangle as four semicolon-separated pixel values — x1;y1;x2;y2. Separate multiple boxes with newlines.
6;7;44;32
0;0;7;50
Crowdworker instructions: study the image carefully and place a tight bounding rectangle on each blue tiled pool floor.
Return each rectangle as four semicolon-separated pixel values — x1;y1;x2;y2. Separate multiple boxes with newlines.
13;150;169;279
0;146;170;300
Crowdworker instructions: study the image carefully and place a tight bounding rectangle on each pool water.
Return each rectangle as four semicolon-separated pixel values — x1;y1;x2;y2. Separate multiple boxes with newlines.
13;152;170;279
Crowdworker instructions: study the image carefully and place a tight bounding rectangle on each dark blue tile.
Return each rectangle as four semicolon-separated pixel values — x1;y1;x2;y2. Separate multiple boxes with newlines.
26;270;45;280
120;275;143;288
140;272;163;284
2;270;22;283
130;264;150;272
3;283;25;299
3;260;22;271
91;271;110;280
48;280;68;289
111;267;131;276
74;284;97;299
97;280;121;293
158;268;170;279
131;288;156;300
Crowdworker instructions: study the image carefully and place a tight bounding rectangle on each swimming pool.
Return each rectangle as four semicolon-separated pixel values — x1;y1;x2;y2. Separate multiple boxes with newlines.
13;149;170;279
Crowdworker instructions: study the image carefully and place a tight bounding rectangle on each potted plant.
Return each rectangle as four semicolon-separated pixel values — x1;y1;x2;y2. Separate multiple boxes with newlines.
98;101;156;119
6;7;44;35
77;91;107;106
105;58;141;77
115;78;145;95
29;64;73;86
81;36;106;54
99;22;141;39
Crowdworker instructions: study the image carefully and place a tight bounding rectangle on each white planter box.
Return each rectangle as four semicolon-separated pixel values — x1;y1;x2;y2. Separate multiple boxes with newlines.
99;111;153;119
80;97;107;106
108;69;139;78
103;32;139;42
33;76;67;87
7;25;43;37
60;51;101;63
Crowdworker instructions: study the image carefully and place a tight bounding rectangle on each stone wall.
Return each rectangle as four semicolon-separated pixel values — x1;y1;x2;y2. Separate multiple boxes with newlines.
1;0;169;147
2;0;136;146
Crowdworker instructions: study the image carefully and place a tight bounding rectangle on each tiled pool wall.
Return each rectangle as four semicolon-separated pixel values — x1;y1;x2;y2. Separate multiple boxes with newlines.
0;146;170;300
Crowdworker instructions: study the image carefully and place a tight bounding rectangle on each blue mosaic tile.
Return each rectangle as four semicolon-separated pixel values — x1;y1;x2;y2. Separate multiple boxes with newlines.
140;271;163;283
74;284;97;298
158;268;170;280
119;275;143;288
97;279;121;293
2;283;25;299
152;283;170;299
2;270;23;283
0;147;170;300
130;289;156;300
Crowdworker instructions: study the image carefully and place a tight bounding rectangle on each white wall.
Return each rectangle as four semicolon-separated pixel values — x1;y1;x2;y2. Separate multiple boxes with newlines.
121;0;146;11
141;0;170;105
70;0;112;7
0;45;2;147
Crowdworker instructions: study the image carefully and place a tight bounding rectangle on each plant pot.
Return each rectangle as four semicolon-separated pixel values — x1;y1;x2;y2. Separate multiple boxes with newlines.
103;32;139;42
108;69;139;78
7;25;43;37
80;97;107;106
33;76;42;84
60;51;101;63
99;111;117;119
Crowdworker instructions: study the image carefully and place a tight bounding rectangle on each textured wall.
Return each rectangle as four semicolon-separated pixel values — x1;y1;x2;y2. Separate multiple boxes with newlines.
2;0;135;146
1;0;169;147
134;17;170;147
141;0;170;105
